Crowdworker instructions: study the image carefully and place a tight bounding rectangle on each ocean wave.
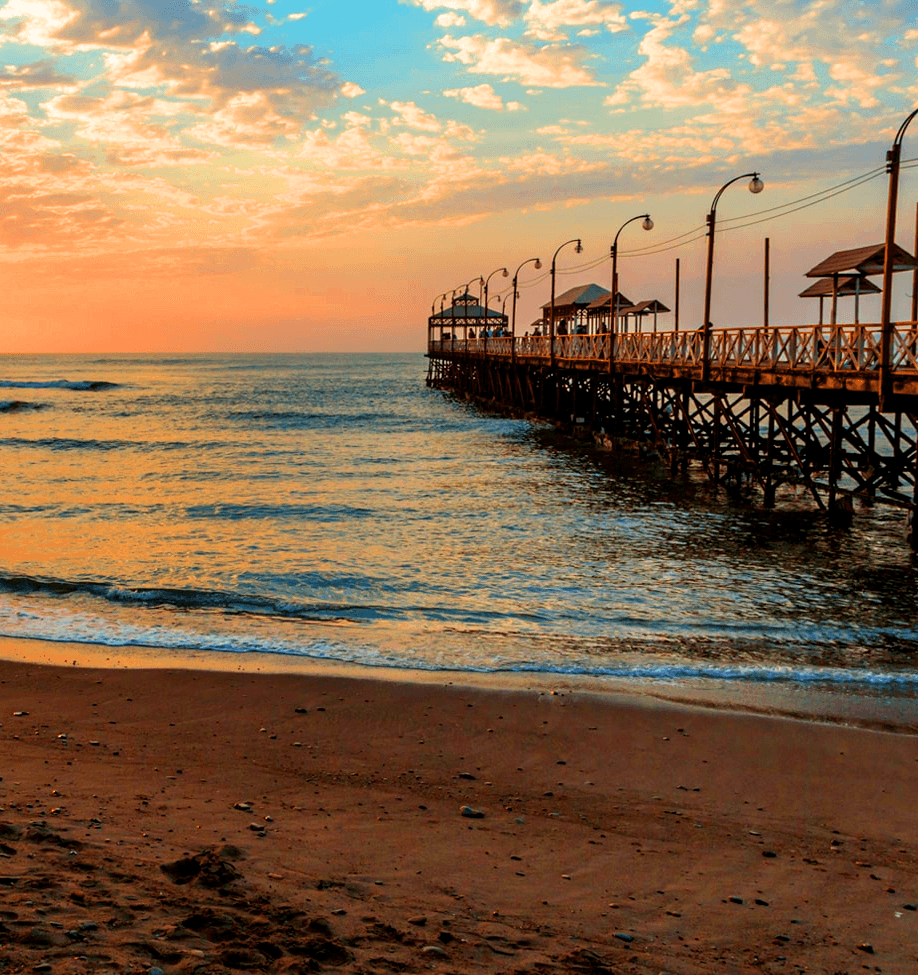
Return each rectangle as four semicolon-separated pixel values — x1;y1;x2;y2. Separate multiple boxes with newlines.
0;379;118;391
1;611;918;693
0;400;43;413
0;572;364;623
0;436;197;452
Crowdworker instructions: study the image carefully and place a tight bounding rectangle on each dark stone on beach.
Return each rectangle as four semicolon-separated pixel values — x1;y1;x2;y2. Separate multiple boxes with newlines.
904;903;917;911
438;930;455;944
762;850;777;858
161;851;240;889
422;945;449;958
294;707;308;713
407;915;427;926
460;805;485;819
458;772;476;780
857;943;875;954
613;933;634;943
729;896;743;904
755;899;769;906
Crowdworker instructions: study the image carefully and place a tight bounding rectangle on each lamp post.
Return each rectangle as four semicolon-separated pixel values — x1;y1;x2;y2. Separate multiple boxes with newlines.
550;238;582;365
880;106;918;405
511;257;542;362
611;214;653;336
702;172;764;381
454;276;481;344
483;266;508;337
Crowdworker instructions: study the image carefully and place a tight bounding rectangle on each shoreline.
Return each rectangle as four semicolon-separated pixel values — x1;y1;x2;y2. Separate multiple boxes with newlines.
1;633;918;735
1;654;917;972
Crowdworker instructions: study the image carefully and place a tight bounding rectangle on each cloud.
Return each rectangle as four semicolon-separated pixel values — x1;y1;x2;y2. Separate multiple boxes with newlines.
0;59;77;91
525;0;627;41
435;13;466;27
389;100;443;131
437;33;601;87
442;82;522;110
0;0;341;147
404;0;524;28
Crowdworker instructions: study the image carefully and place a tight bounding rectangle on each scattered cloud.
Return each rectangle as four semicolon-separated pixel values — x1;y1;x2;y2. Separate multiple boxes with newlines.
525;0;627;42
437;33;601;87
404;0;524;28
442;82;522;110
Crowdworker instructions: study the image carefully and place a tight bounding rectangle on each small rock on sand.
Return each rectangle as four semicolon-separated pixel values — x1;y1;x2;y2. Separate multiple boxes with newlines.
459;805;485;819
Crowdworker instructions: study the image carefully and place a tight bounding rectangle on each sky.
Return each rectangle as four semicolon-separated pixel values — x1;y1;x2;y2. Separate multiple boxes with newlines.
0;0;916;353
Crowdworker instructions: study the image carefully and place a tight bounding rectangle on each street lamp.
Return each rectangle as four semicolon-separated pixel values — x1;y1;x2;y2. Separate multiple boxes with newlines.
880;105;918;403
702;172;764;381
483;266;508;336
550;238;583;364
511;257;542;359
611;214;653;335
432;291;450;316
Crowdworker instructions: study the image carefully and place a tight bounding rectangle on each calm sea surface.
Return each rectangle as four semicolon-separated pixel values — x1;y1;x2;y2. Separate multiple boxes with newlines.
2;353;918;710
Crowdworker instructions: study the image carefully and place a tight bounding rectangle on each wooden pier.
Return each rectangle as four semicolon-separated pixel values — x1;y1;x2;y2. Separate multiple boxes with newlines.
426;317;918;545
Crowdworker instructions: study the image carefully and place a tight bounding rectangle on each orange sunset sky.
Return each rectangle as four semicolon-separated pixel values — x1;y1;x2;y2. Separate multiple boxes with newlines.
0;0;916;353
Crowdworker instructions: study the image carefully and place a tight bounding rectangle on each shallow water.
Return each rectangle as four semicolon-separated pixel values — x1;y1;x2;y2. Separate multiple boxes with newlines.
1;353;917;709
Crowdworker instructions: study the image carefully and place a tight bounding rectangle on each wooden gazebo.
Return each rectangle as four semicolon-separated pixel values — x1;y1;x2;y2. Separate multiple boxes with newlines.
618;299;671;333
804;243;917;324
585;290;633;334
799;275;880;325
428;291;508;343
541;283;610;335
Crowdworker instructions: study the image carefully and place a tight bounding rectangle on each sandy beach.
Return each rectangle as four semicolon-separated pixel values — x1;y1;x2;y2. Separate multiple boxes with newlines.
1;648;917;974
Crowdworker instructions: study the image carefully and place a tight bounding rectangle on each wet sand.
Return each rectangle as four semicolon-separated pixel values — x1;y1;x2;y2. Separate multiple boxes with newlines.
1;651;917;973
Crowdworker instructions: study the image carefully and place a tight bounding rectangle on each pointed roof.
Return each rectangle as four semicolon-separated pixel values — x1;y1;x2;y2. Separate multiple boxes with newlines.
429;291;506;321
805;243;917;278
542;282;610;312
587;291;634;311
799;275;881;298
620;299;671;315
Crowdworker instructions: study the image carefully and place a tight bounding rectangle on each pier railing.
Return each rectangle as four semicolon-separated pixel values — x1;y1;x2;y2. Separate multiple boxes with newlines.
431;322;918;383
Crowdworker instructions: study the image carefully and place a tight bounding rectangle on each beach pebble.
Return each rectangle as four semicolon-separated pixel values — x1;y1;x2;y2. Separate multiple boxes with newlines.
728;896;743;904
294;707;308;713
459;805;485;819
458;772;477;780
12;711;28;717
613;933;634;943
857;943;875;954
234;802;252;812
407;915;427;926
421;945;448;957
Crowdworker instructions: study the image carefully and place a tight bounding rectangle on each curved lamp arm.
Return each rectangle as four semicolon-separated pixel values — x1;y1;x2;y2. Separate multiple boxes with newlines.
552;237;583;267
710;172;763;220
510;257;543;344
613;214;653;250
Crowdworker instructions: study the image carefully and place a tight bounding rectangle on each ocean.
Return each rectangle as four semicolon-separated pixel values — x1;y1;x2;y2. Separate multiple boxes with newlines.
2;353;918;717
